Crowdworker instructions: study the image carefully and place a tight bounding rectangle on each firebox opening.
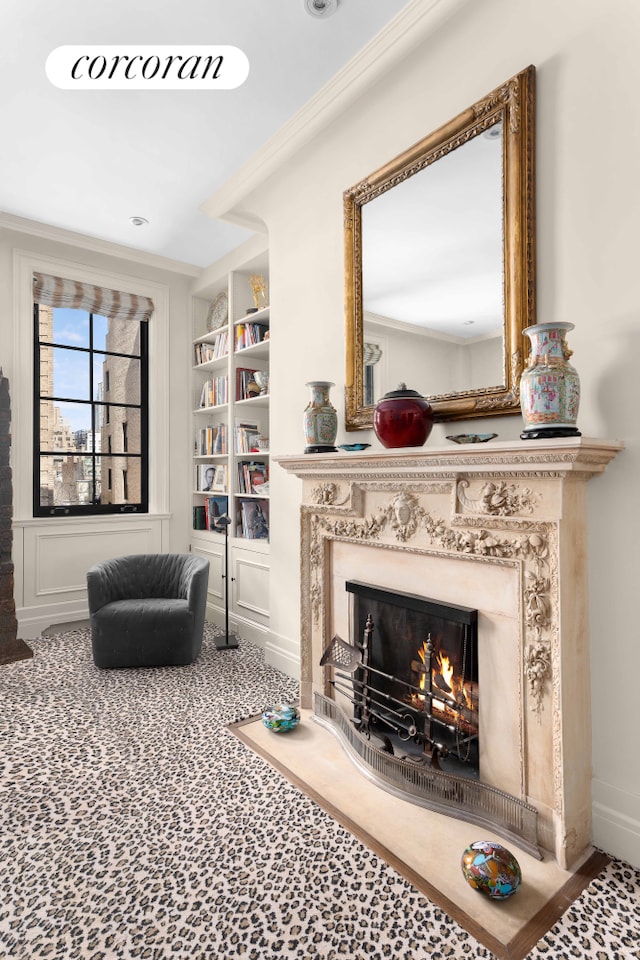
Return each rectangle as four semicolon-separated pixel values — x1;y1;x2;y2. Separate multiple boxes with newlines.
344;581;479;779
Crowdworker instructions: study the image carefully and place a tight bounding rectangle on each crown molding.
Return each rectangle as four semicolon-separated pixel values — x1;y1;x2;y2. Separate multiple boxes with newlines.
0;212;201;278
202;0;473;222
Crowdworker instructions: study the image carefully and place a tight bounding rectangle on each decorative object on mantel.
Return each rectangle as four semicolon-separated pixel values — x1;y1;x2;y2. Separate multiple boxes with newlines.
373;383;434;448
262;704;300;733
338;443;371;452
446;433;498;444
0;371;33;666
461;841;522;900
520;322;581;440
303;381;338;454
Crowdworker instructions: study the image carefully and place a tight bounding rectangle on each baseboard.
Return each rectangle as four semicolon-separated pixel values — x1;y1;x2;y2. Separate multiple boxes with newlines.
205;606;268;650
592;780;640;870
264;629;300;680
17;601;90;639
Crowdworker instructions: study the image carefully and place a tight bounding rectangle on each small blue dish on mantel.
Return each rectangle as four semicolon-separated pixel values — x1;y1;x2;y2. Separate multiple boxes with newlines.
446;433;498;444
338;443;371;452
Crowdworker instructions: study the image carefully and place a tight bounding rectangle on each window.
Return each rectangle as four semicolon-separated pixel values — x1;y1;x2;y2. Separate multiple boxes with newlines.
33;273;151;516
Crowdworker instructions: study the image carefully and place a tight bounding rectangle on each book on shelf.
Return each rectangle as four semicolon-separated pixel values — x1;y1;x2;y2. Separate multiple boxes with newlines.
237;460;269;495
234;418;261;454
235;367;262;401
194;330;229;365
204;495;229;531
234;321;269;352
196;423;227;456
193;505;206;530
199;374;228;408
237;498;269;540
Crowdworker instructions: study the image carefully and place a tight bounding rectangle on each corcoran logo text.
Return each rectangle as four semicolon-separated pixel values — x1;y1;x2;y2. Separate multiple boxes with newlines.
46;46;250;90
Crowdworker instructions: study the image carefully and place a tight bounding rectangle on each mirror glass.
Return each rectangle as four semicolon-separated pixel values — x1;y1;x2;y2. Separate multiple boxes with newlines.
345;67;535;427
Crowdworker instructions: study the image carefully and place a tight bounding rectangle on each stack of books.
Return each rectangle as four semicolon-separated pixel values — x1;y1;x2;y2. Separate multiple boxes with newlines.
237;460;269;495
196;423;227;456
199;375;228;408
194;330;229;365
235;321;269;352
234;419;261;453
236;367;261;401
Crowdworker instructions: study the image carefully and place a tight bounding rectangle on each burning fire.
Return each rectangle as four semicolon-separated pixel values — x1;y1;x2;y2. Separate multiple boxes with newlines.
416;641;474;713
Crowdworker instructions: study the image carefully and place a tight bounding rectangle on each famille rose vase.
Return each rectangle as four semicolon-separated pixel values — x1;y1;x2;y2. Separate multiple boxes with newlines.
303;381;338;454
520;322;581;440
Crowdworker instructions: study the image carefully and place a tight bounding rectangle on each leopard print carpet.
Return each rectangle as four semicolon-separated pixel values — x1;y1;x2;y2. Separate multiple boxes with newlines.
0;626;638;960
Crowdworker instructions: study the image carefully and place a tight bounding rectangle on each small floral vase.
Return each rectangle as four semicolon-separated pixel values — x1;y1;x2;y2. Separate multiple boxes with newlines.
303;381;338;453
520;322;581;440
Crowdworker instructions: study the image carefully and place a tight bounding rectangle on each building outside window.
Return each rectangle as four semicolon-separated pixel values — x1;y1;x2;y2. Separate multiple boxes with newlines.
33;273;151;516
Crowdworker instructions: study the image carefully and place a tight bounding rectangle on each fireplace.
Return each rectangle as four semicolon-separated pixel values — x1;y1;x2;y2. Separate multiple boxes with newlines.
336;581;479;778
275;438;622;869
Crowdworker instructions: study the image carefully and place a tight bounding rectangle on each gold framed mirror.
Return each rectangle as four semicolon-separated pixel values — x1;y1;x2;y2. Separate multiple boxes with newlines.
344;65;535;428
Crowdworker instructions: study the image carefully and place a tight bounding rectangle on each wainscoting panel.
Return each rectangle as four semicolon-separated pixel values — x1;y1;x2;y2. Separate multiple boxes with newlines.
191;537;225;604
233;551;269;623
15;517;167;637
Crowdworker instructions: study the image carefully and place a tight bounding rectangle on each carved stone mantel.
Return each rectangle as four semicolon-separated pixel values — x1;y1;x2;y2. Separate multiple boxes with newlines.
276;437;623;869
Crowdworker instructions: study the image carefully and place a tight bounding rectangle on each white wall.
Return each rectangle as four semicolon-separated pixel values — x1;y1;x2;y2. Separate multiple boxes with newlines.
231;0;640;866
0;222;195;635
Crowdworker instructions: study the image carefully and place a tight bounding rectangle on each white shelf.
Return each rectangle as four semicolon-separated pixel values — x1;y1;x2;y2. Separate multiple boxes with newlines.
193;404;228;415
193;356;229;372
234;305;269;324
193;326;229;345
235;395;269;410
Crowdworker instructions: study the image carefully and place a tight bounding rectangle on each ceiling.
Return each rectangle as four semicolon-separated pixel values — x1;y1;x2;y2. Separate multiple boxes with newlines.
1;0;410;270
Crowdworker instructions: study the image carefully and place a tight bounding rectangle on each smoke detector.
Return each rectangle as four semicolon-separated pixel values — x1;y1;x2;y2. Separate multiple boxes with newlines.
304;0;339;18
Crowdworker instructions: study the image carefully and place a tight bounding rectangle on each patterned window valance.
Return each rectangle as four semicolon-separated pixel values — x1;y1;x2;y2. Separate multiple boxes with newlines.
33;272;154;322
363;342;382;365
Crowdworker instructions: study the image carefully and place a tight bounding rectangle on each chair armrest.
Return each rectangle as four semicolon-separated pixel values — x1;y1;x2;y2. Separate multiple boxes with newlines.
87;564;113;614
185;557;210;612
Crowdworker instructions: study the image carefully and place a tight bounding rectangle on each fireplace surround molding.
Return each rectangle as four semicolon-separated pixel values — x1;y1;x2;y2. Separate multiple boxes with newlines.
276;437;623;869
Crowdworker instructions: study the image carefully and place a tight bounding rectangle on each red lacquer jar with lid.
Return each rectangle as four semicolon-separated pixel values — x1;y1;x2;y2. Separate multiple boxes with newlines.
373;383;434;448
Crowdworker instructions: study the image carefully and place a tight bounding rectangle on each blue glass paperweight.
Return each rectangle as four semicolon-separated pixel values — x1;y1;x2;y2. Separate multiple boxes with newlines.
262;704;300;733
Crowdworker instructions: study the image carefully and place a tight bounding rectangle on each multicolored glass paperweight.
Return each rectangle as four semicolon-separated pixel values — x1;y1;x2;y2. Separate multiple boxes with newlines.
460;841;522;900
262;704;300;733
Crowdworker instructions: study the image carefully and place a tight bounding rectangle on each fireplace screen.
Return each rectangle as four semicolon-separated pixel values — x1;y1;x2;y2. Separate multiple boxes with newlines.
324;581;479;778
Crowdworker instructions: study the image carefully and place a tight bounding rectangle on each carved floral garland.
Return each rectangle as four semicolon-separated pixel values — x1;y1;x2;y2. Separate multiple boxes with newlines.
309;489;553;712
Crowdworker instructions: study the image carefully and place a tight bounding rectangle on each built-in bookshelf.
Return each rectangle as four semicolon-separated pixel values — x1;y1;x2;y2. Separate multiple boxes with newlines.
190;241;270;646
191;249;270;545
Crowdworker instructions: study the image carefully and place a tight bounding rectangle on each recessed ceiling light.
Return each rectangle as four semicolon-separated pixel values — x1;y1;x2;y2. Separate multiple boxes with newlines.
463;320;475;325
304;0;339;18
129;216;149;227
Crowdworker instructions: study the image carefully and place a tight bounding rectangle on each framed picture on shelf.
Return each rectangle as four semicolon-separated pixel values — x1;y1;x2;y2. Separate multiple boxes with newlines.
199;464;216;492
212;464;228;492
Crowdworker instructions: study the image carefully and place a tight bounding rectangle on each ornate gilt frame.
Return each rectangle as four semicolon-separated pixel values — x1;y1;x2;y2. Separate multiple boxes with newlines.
344;65;536;428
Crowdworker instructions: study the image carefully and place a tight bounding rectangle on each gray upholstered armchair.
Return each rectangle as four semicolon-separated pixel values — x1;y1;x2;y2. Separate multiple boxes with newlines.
87;553;210;668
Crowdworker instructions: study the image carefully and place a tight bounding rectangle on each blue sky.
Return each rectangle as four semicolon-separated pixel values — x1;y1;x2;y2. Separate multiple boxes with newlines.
49;308;107;433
